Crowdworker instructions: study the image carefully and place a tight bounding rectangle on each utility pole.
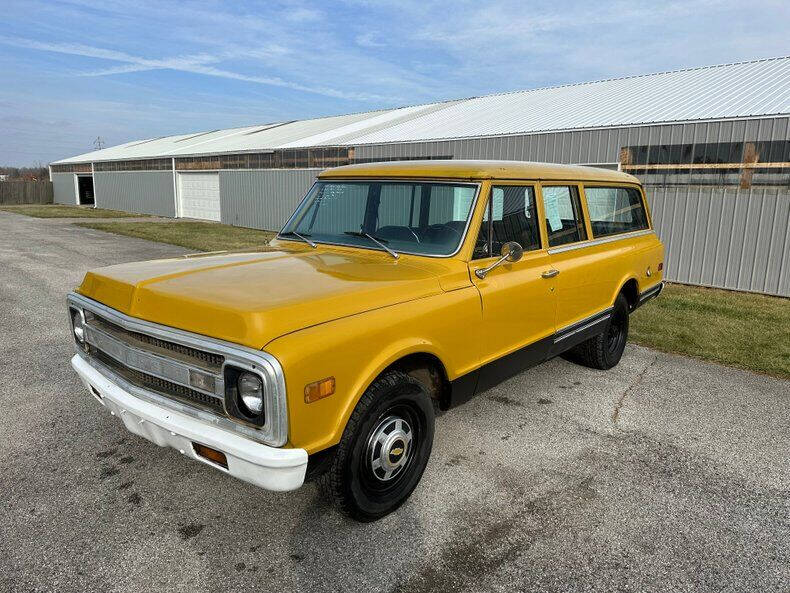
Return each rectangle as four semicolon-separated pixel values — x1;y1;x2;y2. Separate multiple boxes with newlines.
93;136;105;150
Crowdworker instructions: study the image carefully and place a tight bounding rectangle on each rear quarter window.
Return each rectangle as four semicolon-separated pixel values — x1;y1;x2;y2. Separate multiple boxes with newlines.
584;186;649;238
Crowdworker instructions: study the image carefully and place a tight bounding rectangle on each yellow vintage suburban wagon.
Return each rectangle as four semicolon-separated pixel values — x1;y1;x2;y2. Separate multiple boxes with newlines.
68;161;664;521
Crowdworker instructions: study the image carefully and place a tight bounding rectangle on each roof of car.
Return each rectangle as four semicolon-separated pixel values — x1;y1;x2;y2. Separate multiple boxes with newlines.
318;160;639;183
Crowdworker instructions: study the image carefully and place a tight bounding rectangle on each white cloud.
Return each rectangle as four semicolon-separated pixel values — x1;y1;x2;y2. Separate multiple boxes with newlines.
355;32;386;48
283;6;323;22
0;35;388;101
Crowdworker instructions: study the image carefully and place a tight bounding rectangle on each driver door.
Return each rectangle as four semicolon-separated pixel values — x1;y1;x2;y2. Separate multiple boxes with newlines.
468;183;557;388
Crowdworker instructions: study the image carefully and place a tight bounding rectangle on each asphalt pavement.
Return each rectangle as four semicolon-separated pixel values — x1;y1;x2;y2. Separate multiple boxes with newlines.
1;211;788;593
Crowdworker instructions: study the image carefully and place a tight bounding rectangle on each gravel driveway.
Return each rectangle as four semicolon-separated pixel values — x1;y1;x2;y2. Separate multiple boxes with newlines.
2;211;788;593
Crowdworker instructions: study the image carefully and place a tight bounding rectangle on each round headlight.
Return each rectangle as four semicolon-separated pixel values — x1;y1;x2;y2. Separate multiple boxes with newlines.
71;310;85;343
237;372;263;416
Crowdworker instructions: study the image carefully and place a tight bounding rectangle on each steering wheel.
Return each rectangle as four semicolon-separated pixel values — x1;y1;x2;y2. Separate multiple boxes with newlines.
408;228;421;243
425;223;462;242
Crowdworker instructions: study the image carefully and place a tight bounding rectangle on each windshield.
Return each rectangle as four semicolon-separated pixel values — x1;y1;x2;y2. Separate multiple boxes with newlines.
280;180;479;256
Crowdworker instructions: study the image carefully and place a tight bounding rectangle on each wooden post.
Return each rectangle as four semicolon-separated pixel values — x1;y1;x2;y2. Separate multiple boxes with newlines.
740;142;759;189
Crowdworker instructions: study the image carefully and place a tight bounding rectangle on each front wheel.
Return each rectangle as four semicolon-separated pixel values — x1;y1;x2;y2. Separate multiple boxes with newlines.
318;370;435;522
566;293;630;370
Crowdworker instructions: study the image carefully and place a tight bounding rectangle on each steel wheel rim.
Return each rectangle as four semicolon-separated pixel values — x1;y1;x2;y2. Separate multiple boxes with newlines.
366;414;414;483
607;310;625;354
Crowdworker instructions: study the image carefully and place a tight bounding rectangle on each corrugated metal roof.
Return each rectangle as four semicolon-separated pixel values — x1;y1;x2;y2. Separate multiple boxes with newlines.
54;107;435;163
53;57;790;164
163;107;427;156
54;125;266;163
345;57;790;144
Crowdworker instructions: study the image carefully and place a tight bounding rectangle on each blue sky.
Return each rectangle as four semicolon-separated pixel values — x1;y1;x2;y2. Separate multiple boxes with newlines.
1;0;788;166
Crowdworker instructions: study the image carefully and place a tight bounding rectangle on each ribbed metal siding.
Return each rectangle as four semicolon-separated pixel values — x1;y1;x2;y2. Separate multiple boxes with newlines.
93;172;175;217
52;173;76;205
352;117;790;168
219;169;320;230
648;187;789;296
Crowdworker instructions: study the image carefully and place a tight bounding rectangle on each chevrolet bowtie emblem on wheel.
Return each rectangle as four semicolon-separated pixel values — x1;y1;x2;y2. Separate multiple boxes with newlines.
390;447;404;456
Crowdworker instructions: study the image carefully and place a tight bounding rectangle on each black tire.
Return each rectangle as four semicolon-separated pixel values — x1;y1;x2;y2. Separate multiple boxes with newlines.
317;370;435;522
566;293;630;370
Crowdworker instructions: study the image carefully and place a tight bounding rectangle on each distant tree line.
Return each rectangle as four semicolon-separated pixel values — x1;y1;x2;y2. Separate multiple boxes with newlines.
0;166;49;181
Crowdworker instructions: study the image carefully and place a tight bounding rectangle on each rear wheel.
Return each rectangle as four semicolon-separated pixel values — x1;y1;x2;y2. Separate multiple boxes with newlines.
318;370;435;522
566;293;629;370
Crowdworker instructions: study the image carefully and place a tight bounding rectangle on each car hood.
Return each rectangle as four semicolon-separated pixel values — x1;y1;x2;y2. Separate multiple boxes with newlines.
76;246;466;349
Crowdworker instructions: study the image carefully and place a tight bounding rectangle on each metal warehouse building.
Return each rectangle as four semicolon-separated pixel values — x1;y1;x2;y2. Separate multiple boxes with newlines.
51;57;790;296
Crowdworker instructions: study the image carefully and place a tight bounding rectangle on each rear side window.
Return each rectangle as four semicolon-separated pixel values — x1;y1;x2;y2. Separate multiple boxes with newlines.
473;185;540;259
542;185;587;247
584;186;649;238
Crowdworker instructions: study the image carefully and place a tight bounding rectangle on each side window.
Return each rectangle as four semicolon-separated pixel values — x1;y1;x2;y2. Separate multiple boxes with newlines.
473;185;540;259
542;185;587;247
584;186;649;237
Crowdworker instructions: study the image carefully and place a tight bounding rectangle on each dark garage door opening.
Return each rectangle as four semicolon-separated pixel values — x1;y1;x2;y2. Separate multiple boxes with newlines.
77;176;94;205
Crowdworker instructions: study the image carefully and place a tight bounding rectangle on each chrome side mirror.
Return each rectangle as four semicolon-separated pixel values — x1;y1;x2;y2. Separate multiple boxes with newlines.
475;241;523;279
501;241;523;262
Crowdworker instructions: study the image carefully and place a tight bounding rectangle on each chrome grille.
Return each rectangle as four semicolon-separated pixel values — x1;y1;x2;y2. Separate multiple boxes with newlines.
80;312;227;415
89;314;223;372
92;347;224;413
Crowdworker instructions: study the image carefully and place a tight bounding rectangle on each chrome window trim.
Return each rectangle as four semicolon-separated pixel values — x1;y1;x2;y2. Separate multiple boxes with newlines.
67;292;288;447
276;180;482;259
547;229;654;255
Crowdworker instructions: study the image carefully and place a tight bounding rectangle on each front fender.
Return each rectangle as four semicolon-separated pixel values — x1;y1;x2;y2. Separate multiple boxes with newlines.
264;288;482;454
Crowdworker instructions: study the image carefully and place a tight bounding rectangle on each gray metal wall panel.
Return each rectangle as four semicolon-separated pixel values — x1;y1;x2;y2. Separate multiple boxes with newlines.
765;193;789;294
93;171;175;216
648;187;789;296
219;169;320;231
353;117;790;168
52;173;76;205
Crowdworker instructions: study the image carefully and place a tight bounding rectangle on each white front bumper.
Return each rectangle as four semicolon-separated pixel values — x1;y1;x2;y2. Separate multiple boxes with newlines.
71;354;307;491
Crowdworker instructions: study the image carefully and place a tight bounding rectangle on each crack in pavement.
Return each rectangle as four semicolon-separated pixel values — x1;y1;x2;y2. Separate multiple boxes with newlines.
612;353;660;426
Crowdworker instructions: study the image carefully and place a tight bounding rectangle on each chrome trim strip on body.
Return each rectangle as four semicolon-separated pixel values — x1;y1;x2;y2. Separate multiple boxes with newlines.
276;180;482;259
639;281;664;302
67;292;289;447
554;307;613;344
547;229;655;255
83;323;225;400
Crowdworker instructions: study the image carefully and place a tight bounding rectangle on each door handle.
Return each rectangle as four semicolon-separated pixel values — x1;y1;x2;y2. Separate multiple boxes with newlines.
541;269;560;279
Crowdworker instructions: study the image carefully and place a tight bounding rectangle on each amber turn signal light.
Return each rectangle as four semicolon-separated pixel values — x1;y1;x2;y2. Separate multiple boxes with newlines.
304;377;335;403
193;443;228;469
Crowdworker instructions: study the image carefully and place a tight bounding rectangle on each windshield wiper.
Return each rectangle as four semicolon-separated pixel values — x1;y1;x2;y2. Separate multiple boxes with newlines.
344;231;399;259
280;230;316;248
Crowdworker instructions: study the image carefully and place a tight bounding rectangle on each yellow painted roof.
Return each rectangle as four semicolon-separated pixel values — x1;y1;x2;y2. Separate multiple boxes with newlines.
319;160;639;183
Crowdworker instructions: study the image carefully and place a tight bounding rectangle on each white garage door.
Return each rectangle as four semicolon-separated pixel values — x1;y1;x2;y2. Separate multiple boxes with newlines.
178;173;220;221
